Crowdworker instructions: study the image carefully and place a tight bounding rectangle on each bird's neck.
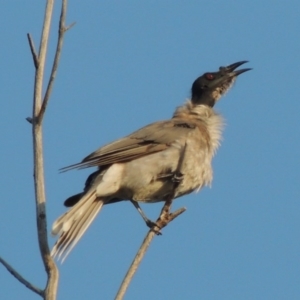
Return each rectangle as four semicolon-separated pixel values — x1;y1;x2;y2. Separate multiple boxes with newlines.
173;100;224;155
173;100;214;119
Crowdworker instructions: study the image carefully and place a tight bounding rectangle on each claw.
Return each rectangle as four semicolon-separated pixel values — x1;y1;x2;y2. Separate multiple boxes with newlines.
172;172;184;183
146;220;162;235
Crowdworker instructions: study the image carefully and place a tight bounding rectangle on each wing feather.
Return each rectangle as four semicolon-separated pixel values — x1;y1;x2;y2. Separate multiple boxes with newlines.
60;119;198;171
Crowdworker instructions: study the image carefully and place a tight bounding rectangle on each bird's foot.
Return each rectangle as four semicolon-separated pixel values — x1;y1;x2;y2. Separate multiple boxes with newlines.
146;219;162;235
172;172;183;184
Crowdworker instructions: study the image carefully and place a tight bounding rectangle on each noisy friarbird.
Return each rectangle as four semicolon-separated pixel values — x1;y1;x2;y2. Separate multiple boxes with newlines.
51;61;251;261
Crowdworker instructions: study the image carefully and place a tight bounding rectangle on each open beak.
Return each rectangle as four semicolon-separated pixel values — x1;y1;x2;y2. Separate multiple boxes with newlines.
225;60;252;76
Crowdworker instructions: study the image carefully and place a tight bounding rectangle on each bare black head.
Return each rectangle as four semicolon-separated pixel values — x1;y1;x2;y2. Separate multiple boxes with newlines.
191;61;252;107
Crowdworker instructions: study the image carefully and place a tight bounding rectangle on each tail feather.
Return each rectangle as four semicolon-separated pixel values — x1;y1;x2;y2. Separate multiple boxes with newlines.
58;201;103;261
51;190;104;262
52;192;94;236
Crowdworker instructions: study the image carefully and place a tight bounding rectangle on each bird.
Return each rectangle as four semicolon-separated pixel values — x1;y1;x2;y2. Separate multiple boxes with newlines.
51;61;251;261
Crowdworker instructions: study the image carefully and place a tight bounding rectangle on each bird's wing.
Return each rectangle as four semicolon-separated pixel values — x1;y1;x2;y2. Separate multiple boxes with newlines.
60;118;200;171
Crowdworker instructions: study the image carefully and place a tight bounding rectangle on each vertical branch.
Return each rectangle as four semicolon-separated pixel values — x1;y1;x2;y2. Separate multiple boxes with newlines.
32;1;70;298
2;0;69;298
31;0;58;299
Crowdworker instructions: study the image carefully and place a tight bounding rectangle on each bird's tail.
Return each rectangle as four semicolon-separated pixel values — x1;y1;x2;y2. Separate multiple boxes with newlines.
51;190;104;262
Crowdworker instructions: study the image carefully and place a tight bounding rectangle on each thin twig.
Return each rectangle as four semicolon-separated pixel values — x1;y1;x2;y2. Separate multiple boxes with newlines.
27;33;39;69
26;117;33;124
0;256;43;296
39;0;71;122
65;21;76;31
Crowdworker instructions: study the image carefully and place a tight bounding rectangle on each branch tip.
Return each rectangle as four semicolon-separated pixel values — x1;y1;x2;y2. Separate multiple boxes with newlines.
26;117;33;124
64;21;76;32
26;33;39;69
39;0;69;122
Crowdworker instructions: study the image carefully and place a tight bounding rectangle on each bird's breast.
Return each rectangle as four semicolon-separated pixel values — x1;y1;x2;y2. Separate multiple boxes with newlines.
117;131;213;202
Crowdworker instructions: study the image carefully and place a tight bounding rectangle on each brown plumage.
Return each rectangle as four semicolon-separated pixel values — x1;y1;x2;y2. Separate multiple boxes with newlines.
51;61;251;261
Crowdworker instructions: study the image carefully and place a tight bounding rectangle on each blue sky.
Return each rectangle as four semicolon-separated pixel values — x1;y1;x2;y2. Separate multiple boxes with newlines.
1;1;300;299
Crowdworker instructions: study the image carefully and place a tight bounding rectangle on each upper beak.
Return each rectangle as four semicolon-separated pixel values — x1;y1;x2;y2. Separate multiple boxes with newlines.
208;61;251;89
226;60;252;76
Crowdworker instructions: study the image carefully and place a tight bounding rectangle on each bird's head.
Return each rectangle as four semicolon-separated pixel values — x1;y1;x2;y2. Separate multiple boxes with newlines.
191;61;251;107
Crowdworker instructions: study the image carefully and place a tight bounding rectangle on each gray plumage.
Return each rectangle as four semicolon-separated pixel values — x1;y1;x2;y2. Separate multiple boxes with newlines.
51;61;251;261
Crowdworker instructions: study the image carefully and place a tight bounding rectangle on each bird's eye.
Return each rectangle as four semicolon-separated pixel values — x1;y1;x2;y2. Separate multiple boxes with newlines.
205;73;214;80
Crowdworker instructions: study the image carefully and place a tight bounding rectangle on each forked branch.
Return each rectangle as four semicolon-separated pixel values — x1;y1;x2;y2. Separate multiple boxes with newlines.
31;0;58;298
1;1;70;299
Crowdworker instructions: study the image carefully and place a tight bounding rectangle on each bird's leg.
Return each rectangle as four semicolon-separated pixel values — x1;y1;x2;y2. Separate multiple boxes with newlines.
172;141;187;185
168;141;187;196
131;142;187;234
130;200;161;233
152;142;188;233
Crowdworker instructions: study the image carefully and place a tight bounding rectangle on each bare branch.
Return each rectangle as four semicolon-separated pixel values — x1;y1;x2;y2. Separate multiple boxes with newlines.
0;256;43;297
27;34;39;69
115;231;155;300
4;0;69;298
39;0;70;122
31;0;59;299
115;201;186;300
